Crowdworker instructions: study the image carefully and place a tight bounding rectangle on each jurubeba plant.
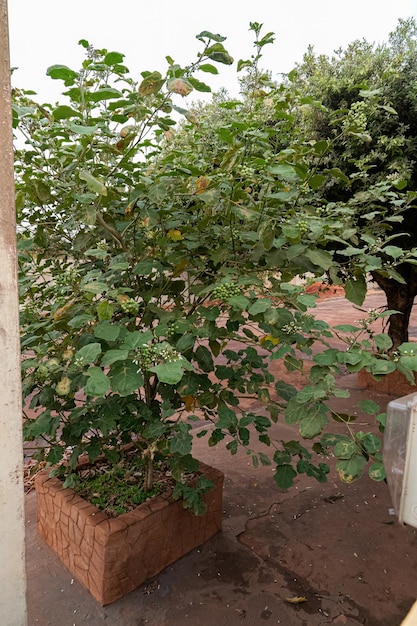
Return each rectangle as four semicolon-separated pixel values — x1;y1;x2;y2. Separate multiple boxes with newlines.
16;23;417;514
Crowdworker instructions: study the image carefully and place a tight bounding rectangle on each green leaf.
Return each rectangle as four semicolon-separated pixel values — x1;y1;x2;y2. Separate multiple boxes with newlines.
187;77;211;93
97;301;115;321
94;321;120;342
79;171;107;196
334;440;357;459
333;324;362;332
74;342;102;364
198;63;219;74
68;122;98;135
327;168;350;184
399;355;417;371
207;50;234;65
217;127;234;144
81;281;108;294
374;333;393;351
273;464;297;489
104;51;125;65
285;396;307;424
196;31;227;42
110;361;143;396
258;219;275;251
67;314;95;329
101;349;129;366
344;275;367;306
313;140;329;155
195;345;214;372
228;295;250;310
267;163;299;181
383;245;404;259
52;105;81;120
305;249;333;271
308;174;326;189
87;87;123;102
85;367;111;397
358;433;381;455
248;299;272;315
121;330;154;350
275;381;297;401
217;403;238;429
369;462;386;481
149;361;185;384
369;360;396;375
237;59;252;72
337;454;367;483
46;64;78;84
138;72;165;96
299;405;328;438
357;399;380;414
169;422;192;455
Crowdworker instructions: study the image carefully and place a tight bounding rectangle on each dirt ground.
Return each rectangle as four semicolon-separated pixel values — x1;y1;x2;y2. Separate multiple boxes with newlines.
25;290;417;626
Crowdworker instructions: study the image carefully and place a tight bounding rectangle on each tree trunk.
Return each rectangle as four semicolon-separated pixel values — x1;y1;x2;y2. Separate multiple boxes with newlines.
372;267;417;350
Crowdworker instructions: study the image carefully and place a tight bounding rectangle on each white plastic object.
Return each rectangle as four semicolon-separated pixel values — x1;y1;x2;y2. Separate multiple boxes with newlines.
383;392;417;527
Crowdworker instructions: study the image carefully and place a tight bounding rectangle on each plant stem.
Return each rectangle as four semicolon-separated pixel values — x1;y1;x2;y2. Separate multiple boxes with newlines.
144;456;154;492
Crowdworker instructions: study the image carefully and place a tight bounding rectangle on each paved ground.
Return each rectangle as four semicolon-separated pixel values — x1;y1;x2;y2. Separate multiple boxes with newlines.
25;291;417;626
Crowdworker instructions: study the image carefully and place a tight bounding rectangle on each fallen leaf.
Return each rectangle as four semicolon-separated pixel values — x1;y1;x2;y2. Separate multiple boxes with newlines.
285;596;307;604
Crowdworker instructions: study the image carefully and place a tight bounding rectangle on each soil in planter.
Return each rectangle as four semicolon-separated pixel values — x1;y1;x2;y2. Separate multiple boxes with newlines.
69;450;199;518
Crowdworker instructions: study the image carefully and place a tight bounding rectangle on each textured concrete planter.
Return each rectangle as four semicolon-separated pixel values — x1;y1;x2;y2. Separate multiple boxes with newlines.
358;369;417;397
35;461;223;605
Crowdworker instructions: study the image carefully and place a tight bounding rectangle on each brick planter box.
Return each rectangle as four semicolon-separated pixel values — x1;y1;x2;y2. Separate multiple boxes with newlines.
35;461;224;605
358;369;417;397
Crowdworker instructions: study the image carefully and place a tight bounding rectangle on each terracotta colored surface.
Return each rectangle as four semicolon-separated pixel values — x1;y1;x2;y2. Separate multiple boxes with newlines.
358;369;417;397
26;290;417;625
35;462;223;605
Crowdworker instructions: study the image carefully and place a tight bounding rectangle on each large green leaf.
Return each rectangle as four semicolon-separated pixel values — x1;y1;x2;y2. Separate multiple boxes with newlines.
85;367;111;397
74;343;102;364
97;301;115;321
369;462;386;481
94;321;120;342
305;249;333;271
110;361;143;396
46;64;78;84
187;77;211;93
198;63;219;74
104;51;125;65
169;422;193;455
337;454;367;482
196;31;227;42
258;219;275;251
299;405;328;438
149;361;185;384
248;299;272;315
87;87;123;102
52;105;81;120
344;275;367;306
273;464;297;489
79;171;107;196
68;122;98;135
369;360;396;375
101;349;130;366
217;403;238;429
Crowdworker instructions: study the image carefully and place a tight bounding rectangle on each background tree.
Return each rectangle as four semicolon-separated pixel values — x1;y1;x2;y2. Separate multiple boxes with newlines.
292;18;417;349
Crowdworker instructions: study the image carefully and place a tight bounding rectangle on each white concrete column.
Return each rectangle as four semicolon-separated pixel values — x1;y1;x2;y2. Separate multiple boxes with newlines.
0;1;28;624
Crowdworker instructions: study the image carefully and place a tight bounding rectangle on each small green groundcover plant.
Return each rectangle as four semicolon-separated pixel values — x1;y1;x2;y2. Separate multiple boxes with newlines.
16;24;417;516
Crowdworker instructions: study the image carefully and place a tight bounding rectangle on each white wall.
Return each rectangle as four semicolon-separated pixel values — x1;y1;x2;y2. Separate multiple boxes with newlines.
0;2;27;624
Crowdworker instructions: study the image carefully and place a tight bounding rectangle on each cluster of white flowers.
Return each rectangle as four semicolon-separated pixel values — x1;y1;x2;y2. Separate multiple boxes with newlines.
281;321;302;335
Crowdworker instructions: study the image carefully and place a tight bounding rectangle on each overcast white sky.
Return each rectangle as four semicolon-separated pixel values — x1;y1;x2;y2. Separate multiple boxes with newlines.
7;1;417;103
